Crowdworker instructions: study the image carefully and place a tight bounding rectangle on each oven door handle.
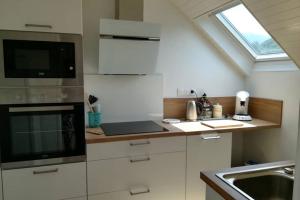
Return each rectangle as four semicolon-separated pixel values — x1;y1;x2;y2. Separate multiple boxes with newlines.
9;105;74;112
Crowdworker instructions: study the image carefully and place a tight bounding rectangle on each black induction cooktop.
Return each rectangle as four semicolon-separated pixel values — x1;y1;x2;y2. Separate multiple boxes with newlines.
101;120;168;136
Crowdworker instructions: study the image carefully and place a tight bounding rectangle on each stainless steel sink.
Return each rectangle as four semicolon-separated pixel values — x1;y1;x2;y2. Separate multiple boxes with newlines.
217;164;295;200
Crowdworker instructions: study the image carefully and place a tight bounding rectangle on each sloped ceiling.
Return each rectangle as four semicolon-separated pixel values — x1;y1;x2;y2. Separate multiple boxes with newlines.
170;0;234;19
170;0;253;76
171;0;300;69
241;0;300;68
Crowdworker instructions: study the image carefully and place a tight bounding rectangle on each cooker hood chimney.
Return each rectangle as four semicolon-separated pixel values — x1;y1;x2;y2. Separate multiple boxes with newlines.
115;0;144;21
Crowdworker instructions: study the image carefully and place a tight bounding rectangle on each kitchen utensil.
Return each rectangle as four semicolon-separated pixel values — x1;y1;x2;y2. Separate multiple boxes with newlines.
86;128;103;135
197;93;213;120
88;95;98;105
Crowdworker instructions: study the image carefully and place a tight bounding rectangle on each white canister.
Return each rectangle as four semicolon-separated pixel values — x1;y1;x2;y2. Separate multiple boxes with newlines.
213;103;223;118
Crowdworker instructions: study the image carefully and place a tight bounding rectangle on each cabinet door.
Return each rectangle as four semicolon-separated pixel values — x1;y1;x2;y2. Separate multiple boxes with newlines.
0;169;2;200
186;133;232;200
88;185;183;200
206;186;225;200
70;197;87;200
87;152;186;200
0;0;82;34
2;162;86;200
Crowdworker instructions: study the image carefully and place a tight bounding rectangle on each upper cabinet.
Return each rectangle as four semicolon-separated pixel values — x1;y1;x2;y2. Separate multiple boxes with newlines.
0;0;82;34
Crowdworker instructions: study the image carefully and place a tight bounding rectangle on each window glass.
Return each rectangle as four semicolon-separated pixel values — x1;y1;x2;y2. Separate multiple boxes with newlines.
216;4;287;58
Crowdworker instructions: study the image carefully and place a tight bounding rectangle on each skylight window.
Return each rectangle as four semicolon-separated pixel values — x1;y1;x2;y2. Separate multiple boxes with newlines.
216;4;288;61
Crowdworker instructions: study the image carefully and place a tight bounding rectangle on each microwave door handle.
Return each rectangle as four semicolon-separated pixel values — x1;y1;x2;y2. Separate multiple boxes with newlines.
9;105;74;113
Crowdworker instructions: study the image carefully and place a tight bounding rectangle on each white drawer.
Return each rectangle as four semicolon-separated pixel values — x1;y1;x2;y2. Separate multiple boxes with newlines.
87;151;186;195
68;197;87;200
2;162;86;200
87;136;186;161
88;181;185;200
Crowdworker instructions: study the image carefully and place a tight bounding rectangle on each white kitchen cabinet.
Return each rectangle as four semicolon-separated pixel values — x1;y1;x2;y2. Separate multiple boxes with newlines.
186;132;232;200
69;197;87;200
0;169;2;200
87;136;186;200
87;136;186;161
0;0;82;34
206;186;225;200
88;152;185;196
88;184;184;200
2;162;87;200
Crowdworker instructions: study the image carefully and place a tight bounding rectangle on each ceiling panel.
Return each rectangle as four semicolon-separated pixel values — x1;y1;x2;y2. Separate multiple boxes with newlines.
170;0;233;18
242;0;300;68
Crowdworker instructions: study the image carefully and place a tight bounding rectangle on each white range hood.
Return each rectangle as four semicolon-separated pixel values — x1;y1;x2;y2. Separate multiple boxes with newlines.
98;18;161;75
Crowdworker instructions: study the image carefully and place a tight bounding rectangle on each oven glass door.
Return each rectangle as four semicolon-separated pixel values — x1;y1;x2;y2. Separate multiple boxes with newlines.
3;39;75;78
0;103;85;163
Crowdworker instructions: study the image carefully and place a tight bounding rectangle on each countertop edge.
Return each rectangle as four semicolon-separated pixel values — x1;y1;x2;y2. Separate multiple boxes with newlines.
85;119;280;144
200;171;244;200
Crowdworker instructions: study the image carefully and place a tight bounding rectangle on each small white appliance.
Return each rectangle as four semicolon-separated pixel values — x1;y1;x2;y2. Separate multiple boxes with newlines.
233;91;252;121
186;100;198;121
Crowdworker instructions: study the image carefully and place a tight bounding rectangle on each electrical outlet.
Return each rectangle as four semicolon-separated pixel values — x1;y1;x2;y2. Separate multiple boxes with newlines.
177;88;187;97
177;88;198;97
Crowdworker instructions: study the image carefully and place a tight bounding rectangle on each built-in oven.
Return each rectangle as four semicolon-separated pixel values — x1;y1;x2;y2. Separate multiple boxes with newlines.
0;30;83;87
0;102;86;169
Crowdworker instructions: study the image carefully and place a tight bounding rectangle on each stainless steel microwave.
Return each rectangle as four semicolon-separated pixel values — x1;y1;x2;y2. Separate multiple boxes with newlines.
0;30;83;87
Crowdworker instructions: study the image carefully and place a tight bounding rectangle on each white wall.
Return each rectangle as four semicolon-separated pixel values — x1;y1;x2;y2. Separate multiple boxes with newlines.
244;71;300;162
83;0;115;75
84;75;163;123
143;0;245;98
83;0;245;123
194;15;253;76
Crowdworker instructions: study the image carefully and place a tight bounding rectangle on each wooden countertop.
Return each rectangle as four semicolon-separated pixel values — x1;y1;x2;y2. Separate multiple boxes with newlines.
85;118;280;144
200;160;294;200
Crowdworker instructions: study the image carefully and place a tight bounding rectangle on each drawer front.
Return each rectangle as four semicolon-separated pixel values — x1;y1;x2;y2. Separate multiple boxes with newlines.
88;185;185;200
87;136;186;161
186;132;232;200
0;0;82;34
2;162;86;200
87;152;186;195
68;197;87;200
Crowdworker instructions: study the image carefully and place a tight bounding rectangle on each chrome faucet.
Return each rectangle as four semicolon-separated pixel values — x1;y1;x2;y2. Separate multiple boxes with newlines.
284;167;295;175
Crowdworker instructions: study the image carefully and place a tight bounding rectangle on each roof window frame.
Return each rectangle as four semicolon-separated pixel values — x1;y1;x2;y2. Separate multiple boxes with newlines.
214;3;289;62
